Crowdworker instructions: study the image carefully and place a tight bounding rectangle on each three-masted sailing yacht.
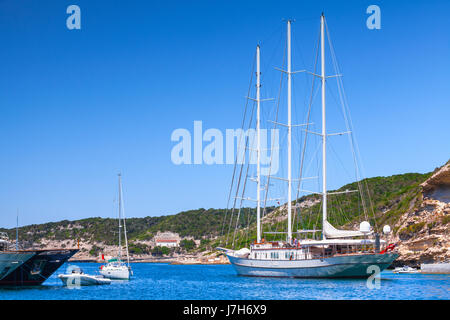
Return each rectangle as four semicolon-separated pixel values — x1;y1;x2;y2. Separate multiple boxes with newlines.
100;173;133;280
221;14;398;278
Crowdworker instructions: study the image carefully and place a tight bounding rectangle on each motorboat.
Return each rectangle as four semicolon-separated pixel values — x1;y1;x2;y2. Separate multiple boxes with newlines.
58;266;111;286
393;266;420;274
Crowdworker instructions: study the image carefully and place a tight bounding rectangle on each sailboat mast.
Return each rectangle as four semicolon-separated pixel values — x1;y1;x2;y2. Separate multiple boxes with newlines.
256;45;262;243
16;209;19;251
118;173;122;260
121;177;131;267
287;20;292;243
320;13;327;240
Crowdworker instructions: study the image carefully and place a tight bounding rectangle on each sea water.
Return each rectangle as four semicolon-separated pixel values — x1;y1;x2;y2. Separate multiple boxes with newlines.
0;263;448;300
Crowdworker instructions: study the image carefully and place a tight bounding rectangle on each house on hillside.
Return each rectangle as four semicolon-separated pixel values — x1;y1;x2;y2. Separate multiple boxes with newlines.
154;231;180;248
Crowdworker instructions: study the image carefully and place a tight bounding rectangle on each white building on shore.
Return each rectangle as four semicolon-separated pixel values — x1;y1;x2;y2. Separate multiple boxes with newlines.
154;232;180;248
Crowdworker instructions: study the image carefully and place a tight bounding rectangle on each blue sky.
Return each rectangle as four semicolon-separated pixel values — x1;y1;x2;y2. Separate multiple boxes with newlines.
0;0;449;228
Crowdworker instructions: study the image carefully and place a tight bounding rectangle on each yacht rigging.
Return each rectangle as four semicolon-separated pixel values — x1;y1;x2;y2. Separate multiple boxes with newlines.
219;14;398;278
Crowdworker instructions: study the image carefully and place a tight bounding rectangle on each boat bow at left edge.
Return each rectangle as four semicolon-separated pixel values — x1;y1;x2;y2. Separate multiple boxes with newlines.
0;248;79;287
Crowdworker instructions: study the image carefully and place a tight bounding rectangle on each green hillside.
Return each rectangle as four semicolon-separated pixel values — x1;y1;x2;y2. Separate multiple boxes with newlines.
215;172;432;249
296;172;431;231
0;208;260;246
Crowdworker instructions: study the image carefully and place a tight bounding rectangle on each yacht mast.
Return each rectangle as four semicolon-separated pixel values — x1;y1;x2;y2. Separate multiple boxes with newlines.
118;173;122;260
287;20;292;243
320;13;327;240
16;209;19;250
256;45;262;243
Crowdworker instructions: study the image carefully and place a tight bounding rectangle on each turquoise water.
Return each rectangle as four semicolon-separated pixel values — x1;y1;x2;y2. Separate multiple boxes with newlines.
0;263;448;300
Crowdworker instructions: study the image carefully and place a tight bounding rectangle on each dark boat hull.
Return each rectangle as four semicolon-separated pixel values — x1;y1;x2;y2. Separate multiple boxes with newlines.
0;249;78;287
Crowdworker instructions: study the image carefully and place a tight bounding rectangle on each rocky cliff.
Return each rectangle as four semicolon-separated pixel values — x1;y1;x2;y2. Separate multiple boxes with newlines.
393;162;449;266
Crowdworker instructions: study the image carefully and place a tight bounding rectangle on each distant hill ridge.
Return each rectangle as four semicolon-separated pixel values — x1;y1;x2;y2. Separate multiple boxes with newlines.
0;172;433;244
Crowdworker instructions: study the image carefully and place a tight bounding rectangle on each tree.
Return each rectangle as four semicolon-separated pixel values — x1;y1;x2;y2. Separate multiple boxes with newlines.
152;246;170;256
180;239;196;251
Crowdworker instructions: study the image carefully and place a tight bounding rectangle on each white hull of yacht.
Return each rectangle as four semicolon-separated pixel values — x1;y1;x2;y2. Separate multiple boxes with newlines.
226;253;398;278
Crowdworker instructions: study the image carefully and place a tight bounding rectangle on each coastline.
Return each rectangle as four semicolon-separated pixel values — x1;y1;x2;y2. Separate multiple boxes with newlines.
69;255;231;265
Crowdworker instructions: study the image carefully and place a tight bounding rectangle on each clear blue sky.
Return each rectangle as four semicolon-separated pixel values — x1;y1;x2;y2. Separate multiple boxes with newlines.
0;0;449;228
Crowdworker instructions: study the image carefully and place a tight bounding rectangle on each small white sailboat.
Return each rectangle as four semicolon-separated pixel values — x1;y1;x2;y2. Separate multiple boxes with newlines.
100;173;133;280
58;267;111;286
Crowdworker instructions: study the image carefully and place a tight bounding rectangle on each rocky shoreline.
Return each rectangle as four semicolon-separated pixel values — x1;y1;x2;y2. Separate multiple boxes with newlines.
69;254;230;265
